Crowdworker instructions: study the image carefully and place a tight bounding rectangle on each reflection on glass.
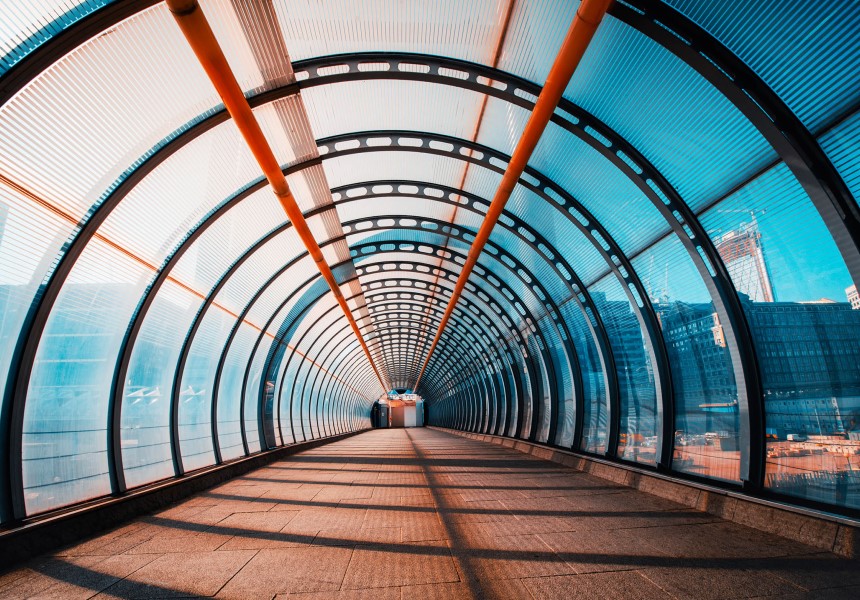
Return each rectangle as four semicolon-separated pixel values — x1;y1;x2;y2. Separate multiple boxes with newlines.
590;277;658;465
634;236;741;482
702;164;860;509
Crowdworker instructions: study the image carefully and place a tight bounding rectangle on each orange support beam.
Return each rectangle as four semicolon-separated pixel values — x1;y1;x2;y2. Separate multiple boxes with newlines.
414;0;613;390
166;0;388;391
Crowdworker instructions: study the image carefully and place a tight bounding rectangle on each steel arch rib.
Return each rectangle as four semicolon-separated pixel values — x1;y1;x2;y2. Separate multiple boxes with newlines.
354;258;543;437
0;55;715;511
350;231;574;442
4;10;853;511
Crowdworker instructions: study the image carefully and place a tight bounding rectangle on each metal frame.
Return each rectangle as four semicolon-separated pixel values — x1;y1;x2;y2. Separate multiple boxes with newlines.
363;289;521;435
352;276;531;431
331;180;614;445
2;1;856;518
357;264;538;437
351;246;555;440
347;227;575;443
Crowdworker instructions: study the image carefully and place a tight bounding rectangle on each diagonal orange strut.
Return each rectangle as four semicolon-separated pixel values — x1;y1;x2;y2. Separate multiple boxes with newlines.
166;0;388;393
413;0;614;390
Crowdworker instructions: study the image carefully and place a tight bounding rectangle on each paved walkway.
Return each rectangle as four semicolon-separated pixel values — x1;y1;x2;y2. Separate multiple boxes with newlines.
1;428;857;599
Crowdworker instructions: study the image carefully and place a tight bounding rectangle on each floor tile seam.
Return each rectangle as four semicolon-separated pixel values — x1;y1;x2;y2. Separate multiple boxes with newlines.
333;543;358;592
208;548;261;599
628;568;684;599
82;551;169;598
751;569;815;594
2;552;120;600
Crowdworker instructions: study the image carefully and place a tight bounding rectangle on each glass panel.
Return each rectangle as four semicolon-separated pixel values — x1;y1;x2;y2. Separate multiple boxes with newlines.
0;179;73;452
303;81;482;142
272;0;508;63
561;300;608;454
632;235;741;482
820;110;860;205
590;274;658;465
322;152;462;191
541;313;574;447
178;307;232;472
121;282;198;489
514;349;533;439
0;0;112;75
0;6;261;230
216;321;257;461
665;0;860;131
700;162;859;508
525;328;551;442
23;239;148;514
244;333;272;452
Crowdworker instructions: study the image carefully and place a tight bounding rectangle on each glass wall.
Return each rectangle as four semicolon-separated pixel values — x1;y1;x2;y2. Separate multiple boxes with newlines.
1;0;858;525
700;163;860;508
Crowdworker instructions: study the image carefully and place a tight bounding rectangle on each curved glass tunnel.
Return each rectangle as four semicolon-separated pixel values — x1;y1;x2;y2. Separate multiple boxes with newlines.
0;0;859;527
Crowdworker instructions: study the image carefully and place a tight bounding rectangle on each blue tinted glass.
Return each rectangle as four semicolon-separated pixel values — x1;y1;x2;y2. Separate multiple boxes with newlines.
23;244;148;514
590;274;658;465
632;235;741;482
122;283;198;488
700;162;859;507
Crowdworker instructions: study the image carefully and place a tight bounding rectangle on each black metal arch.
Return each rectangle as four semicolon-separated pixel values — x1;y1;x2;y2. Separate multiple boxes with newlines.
298;278;510;438
352;256;545;437
355;301;507;389
300;52;761;445
369;322;500;425
300;268;522;436
264;278;381;446
0;47;751;514
306;322;388;439
302;312;499;431
362;288;522;434
346;223;579;442
279;251;536;434
362;281;526;436
2;2;855;519
356;305;497;390
333;179;617;444
319;130;672;459
277;288;381;444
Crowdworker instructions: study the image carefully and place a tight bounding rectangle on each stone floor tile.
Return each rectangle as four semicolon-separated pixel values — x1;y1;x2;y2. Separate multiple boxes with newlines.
635;521;818;560
277;587;401;599
97;549;255;598
216;546;353;598
341;539;458;589
538;528;671;573
24;554;159;600
215;510;307;550
125;530;233;554
639;563;806;599
743;552;860;591
314;526;402;546
452;533;574;581
0;556;106;599
522;571;674;600
3;429;853;600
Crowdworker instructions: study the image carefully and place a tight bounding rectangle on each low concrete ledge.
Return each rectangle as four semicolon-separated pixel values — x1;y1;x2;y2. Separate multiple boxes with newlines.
433;427;860;559
0;429;365;568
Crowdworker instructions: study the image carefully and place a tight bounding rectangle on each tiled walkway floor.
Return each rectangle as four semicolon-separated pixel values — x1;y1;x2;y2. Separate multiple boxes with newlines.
1;428;857;599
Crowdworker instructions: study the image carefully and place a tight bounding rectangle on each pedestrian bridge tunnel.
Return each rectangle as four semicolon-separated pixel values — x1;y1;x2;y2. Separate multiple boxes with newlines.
0;0;859;537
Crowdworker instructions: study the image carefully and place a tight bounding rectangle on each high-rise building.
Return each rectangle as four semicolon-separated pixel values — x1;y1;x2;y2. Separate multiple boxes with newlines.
847;284;860;309
716;220;775;302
